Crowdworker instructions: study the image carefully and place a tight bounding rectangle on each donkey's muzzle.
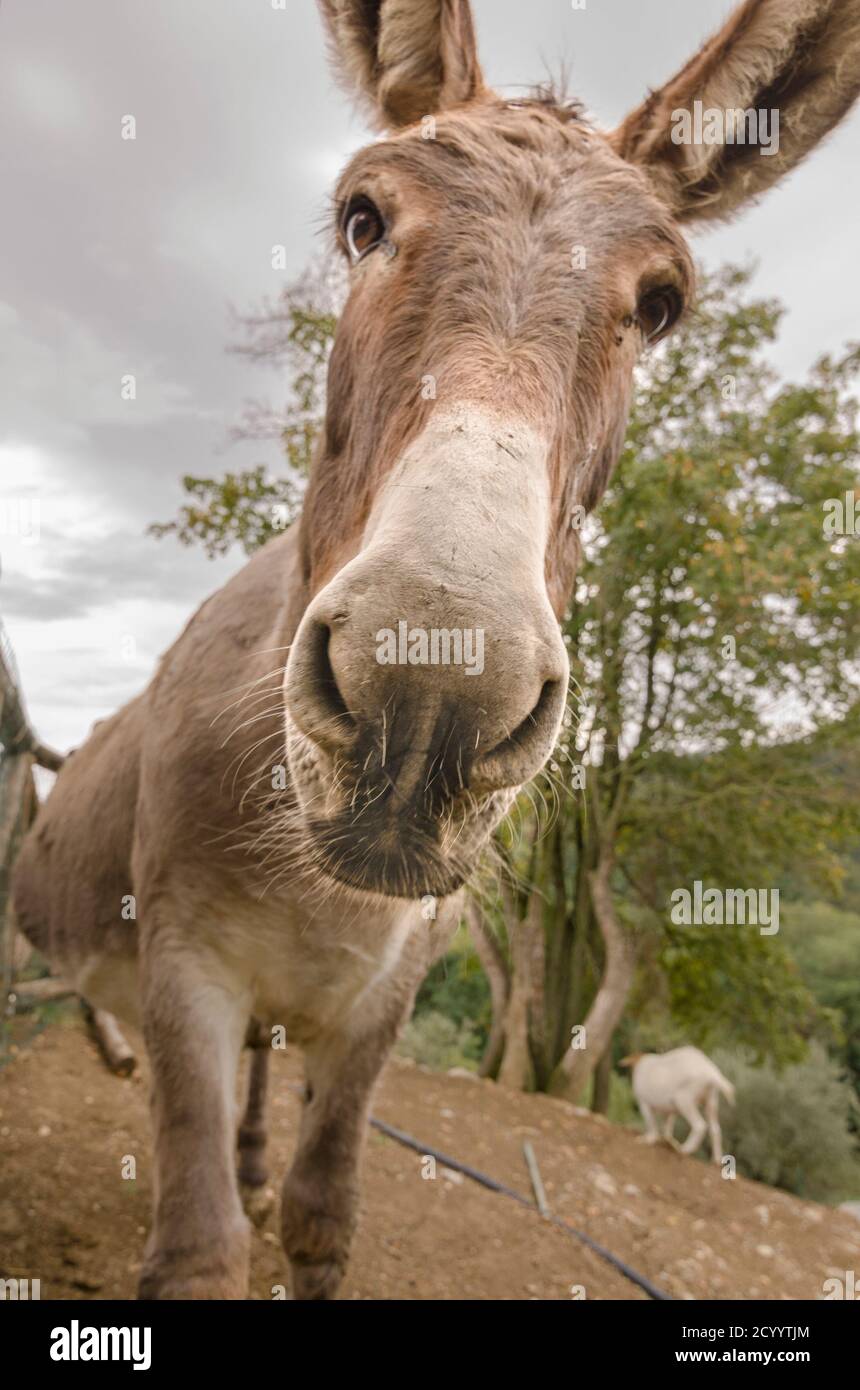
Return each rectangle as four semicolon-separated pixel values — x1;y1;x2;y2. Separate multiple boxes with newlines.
307;806;466;899
284;403;570;896
284;577;568;800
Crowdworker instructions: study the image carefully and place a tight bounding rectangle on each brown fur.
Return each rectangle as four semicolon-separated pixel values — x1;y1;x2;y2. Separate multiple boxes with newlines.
302;100;694;612
12;0;860;1301
612;0;860;220
319;0;485;128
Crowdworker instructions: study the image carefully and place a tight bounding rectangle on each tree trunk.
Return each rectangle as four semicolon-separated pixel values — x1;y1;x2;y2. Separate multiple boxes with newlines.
466;899;510;1079
564;809;597;1056
543;819;578;1071
550;846;636;1100
498;888;545;1091
591;1040;613;1114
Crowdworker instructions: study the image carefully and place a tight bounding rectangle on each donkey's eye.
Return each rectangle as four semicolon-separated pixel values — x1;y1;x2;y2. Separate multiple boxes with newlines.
637;287;682;343
343;198;385;262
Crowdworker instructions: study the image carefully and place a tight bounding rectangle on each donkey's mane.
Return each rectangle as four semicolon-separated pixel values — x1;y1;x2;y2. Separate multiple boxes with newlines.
517;79;588;125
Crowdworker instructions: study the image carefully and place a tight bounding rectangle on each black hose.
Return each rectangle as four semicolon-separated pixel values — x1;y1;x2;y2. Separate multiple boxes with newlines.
369;1115;673;1301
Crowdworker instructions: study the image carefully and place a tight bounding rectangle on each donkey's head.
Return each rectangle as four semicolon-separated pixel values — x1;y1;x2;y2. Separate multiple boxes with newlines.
285;0;860;899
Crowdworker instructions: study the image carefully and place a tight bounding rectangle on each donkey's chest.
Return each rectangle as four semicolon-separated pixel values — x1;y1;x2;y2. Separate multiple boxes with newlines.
223;896;428;1044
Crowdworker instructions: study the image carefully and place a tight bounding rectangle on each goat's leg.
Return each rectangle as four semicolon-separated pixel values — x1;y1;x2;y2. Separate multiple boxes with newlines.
637;1100;661;1144
238;1045;270;1188
281;1018;401;1301
662;1111;682;1149
677;1096;708;1156
705;1088;723;1164
138;940;252;1300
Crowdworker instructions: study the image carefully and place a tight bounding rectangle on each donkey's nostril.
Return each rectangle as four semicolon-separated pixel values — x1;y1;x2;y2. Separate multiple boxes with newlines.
471;676;566;793
285;620;357;751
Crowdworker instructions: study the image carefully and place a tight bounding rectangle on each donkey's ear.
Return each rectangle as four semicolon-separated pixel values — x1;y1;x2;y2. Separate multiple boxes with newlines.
318;0;485;130
610;0;860;223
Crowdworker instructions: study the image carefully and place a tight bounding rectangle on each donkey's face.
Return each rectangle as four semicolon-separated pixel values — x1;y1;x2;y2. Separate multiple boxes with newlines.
285;0;860;899
319;101;694;608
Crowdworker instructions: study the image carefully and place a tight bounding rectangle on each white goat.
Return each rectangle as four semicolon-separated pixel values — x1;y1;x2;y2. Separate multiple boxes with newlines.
621;1046;735;1163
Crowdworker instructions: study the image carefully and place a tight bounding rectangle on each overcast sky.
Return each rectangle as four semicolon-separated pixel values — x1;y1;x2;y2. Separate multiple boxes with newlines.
2;0;858;752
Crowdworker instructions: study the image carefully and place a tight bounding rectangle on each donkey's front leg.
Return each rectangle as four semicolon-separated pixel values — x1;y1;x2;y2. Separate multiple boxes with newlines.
138;941;252;1300
281;1019;400;1301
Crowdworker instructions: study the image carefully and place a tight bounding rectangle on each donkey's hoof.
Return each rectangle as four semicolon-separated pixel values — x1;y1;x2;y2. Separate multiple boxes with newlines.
290;1257;345;1301
138;1261;249;1300
281;1187;354;1301
138;1222;251;1300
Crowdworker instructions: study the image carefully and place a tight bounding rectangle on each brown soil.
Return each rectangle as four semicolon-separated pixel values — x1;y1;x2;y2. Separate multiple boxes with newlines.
1;1012;858;1300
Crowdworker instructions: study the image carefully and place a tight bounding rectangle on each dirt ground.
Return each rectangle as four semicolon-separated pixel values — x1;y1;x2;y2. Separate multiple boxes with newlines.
1;1011;859;1300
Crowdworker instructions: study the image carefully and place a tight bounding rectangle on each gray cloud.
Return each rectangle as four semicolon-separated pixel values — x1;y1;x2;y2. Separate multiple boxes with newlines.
1;527;234;622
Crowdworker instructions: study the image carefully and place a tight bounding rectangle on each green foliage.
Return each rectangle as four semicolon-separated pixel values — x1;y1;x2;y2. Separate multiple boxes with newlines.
567;263;860;790
414;947;491;1052
660;926;822;1066
781;900;860;1100
603;1072;641;1128
397;1011;482;1071
578;266;860;753
714;1045;860;1202
148;466;301;557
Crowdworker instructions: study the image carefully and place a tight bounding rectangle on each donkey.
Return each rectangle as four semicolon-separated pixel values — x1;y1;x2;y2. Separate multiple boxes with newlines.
13;0;860;1300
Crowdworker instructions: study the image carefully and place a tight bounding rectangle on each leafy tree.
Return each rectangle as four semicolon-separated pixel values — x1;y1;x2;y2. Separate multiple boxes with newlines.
781;899;860;1104
148;465;302;558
